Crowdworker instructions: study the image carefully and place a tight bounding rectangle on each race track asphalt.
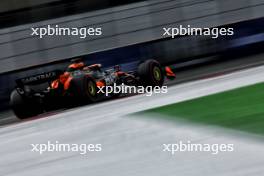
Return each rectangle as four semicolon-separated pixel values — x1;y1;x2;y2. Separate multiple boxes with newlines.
0;54;264;176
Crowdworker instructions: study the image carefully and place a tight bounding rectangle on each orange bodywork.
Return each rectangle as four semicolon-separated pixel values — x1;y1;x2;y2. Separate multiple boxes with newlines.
50;62;102;92
63;76;73;90
51;72;73;91
165;66;176;78
51;79;59;89
88;64;101;68
115;71;126;77
68;62;85;70
96;80;105;87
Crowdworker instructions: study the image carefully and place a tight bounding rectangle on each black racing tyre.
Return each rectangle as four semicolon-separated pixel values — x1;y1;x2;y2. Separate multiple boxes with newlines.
70;75;99;102
10;90;42;119
138;59;164;87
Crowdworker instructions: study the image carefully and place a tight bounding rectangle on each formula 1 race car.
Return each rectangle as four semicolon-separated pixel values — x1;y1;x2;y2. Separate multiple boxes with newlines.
10;59;175;119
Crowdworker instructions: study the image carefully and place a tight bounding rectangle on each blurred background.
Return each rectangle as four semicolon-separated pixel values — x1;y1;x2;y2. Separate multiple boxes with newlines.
0;0;263;110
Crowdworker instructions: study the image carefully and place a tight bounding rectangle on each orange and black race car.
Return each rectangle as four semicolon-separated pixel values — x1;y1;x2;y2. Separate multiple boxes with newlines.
10;59;175;119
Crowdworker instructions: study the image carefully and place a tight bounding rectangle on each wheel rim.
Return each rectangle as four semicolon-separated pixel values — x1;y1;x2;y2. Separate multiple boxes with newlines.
87;81;96;96
153;66;162;81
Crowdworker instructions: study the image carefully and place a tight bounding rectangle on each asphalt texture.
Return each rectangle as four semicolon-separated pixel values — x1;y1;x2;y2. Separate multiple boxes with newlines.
0;54;264;176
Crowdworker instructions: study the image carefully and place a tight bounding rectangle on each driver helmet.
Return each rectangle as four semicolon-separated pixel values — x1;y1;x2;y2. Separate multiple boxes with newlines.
67;58;85;71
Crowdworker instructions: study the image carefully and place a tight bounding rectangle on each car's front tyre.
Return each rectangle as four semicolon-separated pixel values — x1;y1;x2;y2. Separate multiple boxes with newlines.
137;59;164;87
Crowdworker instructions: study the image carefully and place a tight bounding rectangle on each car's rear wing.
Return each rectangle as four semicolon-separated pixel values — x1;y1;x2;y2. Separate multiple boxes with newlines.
16;70;62;86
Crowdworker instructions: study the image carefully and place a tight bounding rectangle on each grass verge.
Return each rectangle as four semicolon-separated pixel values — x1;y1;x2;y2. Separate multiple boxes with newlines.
143;83;264;135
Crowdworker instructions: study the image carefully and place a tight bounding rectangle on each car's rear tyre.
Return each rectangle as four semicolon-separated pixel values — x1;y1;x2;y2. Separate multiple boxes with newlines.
10;90;42;119
70;75;99;103
138;59;164;87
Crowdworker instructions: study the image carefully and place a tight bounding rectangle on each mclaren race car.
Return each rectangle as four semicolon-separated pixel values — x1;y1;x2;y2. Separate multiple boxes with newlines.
10;59;175;119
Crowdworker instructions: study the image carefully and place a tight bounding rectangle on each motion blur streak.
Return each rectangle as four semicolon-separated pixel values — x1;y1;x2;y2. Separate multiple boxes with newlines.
0;65;264;176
